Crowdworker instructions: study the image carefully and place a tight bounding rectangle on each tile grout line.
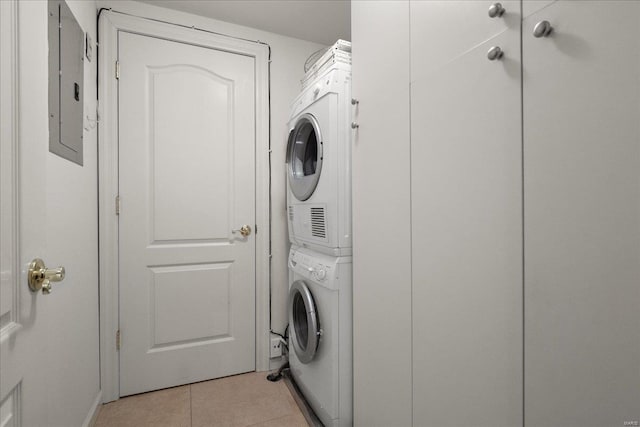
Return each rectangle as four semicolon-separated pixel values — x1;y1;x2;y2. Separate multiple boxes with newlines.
245;413;295;427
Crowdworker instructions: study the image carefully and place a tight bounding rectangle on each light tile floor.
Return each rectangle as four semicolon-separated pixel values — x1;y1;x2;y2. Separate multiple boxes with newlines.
94;372;309;427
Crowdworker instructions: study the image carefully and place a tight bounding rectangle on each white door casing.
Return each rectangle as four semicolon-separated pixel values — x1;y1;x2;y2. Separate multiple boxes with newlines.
98;12;270;401
118;31;256;396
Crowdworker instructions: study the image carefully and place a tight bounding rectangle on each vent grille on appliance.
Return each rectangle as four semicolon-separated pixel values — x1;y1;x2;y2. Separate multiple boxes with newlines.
310;207;326;238
288;206;294;222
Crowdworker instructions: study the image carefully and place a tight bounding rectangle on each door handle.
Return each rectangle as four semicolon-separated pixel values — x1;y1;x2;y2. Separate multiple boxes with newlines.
232;225;252;237
28;258;65;294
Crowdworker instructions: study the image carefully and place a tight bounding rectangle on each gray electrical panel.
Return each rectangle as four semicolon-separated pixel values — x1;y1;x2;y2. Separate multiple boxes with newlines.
48;0;84;166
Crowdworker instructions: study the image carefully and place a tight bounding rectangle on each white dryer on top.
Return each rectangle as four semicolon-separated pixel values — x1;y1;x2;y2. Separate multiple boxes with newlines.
286;63;352;256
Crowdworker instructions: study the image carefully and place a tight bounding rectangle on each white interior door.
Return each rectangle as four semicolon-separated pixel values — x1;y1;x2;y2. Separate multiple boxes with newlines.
118;31;256;396
0;3;48;426
523;2;640;426
0;1;63;427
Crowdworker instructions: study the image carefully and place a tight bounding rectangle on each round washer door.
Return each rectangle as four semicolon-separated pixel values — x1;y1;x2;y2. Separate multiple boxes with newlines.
288;280;320;364
286;113;323;201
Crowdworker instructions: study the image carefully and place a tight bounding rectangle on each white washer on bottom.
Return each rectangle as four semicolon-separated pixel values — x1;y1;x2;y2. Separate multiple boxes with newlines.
288;245;352;427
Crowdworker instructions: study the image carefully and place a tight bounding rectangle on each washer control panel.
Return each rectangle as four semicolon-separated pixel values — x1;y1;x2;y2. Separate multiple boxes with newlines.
289;249;335;283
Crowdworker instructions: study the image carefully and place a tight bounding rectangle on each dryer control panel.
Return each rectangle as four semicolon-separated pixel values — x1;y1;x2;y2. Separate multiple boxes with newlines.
287;67;351;123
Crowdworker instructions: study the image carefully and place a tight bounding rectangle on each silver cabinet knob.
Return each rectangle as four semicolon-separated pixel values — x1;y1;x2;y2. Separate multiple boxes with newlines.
351;98;359;105
487;46;504;60
488;3;505;18
533;20;553;38
351;122;359;129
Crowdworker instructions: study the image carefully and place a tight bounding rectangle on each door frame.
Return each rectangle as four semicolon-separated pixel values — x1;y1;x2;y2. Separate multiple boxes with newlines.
98;11;271;402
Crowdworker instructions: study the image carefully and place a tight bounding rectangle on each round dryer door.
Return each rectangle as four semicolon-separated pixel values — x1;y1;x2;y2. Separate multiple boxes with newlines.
288;280;321;364
286;113;323;201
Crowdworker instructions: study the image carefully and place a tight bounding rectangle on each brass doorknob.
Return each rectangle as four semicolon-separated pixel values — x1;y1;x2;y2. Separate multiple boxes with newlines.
232;225;252;237
28;258;65;294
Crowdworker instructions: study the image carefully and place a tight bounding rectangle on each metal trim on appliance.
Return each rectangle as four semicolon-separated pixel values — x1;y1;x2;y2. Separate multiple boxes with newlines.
288;280;320;364
286;113;323;201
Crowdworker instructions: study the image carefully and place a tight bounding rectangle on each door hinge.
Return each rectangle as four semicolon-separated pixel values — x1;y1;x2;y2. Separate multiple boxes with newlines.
255;224;258;234
115;60;120;79
116;329;121;351
115;195;120;215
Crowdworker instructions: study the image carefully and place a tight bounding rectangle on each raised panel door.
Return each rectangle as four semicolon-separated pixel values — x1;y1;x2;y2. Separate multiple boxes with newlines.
118;32;256;395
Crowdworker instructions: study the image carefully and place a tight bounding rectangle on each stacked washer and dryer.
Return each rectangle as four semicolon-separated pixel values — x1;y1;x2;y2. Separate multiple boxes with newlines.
285;40;353;427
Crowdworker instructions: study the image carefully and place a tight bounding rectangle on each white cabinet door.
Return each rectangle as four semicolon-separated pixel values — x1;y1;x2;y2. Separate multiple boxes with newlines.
351;2;413;426
118;32;256;396
523;2;640;426
411;0;520;79
411;15;523;427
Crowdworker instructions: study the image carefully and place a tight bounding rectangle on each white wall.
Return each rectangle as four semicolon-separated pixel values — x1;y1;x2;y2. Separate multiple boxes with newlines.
96;0;325;341
18;0;101;425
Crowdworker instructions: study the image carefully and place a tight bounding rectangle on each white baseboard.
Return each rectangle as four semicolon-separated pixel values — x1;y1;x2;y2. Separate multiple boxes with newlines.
82;390;103;427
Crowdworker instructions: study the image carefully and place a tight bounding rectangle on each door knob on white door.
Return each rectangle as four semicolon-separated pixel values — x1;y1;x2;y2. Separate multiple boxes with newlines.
533;20;553;38
232;225;252;237
487;46;504;60
28;258;65;294
488;3;505;18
